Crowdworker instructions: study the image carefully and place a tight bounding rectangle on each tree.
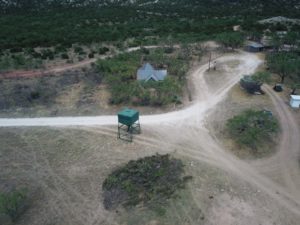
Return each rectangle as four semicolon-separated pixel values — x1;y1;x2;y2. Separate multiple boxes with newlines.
289;59;300;94
290;83;300;95
216;32;244;50
284;32;299;51
252;71;271;84
266;52;296;83
227;110;278;150
247;30;263;42
270;33;284;52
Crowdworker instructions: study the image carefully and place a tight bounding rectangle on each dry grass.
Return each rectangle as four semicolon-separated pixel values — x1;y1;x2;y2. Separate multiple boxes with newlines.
0;125;298;224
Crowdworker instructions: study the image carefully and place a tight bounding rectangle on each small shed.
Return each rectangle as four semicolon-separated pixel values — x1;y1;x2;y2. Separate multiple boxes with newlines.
245;42;264;52
290;95;300;108
137;63;167;81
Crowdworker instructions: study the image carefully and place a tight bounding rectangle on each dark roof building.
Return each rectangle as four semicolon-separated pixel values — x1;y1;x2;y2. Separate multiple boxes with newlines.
240;75;263;94
137;63;167;81
245;42;264;52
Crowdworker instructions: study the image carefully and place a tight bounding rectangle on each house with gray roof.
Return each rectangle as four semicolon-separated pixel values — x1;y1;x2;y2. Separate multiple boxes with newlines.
137;63;167;82
244;41;264;52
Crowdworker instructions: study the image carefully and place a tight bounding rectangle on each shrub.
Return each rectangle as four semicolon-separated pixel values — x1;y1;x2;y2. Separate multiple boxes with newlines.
41;49;54;60
9;47;23;53
74;46;84;53
54;45;67;54
61;53;69;59
227;110;278;150
164;47;174;54
102;154;192;212
98;47;110;55
0;189;28;222
88;52;94;58
252;71;271;84
141;47;150;55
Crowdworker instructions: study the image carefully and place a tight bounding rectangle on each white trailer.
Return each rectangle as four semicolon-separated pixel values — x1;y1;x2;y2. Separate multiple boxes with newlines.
290;95;300;108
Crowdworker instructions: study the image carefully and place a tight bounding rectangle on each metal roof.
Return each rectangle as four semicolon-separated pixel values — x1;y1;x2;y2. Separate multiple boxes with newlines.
118;108;138;118
137;63;167;81
246;42;264;48
291;95;300;100
241;75;252;81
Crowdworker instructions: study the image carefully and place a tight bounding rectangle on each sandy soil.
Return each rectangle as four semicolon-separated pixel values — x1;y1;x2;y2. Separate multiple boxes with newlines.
1;51;300;225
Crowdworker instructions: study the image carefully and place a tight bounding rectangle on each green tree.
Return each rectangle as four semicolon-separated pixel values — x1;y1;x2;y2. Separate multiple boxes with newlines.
270;33;284;52
252;71;271;84
216;32;244;50
289;59;300;94
227;110;278;150
284;32;299;51
266;53;296;83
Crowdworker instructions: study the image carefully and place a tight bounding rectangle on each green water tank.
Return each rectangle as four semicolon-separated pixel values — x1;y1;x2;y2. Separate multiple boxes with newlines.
118;108;139;126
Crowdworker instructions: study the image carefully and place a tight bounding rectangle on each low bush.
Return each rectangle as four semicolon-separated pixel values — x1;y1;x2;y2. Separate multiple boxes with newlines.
98;47;109;55
61;52;69;59
102;154;192;213
0;189;28;222
88;52;94;58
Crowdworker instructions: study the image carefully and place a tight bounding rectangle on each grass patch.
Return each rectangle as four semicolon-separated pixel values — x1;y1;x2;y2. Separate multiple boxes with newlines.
102;154;192;214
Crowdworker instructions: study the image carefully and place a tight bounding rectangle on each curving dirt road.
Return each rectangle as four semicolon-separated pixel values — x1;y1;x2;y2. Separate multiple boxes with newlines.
254;85;300;198
1;51;300;223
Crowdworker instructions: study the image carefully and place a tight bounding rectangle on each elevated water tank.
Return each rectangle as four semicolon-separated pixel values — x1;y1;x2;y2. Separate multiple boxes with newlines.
118;108;139;126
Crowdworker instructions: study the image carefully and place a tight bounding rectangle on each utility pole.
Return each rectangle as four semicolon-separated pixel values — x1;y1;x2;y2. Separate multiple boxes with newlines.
208;52;212;71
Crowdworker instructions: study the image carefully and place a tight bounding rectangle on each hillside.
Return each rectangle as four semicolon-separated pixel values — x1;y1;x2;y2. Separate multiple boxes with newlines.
1;0;300;17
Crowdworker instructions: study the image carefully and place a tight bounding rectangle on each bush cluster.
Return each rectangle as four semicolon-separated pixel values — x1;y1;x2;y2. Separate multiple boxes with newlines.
0;189;28;222
102;154;192;212
227;110;279;150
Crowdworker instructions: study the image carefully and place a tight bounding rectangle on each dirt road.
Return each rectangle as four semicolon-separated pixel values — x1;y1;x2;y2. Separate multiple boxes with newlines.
1;51;300;224
0;52;259;127
253;85;300;198
0;46;160;79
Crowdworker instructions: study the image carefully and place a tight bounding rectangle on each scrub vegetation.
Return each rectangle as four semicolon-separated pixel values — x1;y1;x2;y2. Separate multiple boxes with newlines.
0;69;103;116
96;48;194;106
102;154;192;215
0;189;28;222
227;109;279;150
1;0;299;71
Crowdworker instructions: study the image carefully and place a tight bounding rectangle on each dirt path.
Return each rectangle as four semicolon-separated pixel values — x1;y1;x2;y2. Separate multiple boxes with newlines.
0;46;160;79
1;51;300;222
253;85;300;197
0;52;259;127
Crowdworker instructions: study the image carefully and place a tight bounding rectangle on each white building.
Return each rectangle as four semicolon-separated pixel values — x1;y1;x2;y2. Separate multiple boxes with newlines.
290;95;300;108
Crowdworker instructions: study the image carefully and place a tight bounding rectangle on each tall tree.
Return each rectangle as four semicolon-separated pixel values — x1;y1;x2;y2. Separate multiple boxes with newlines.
216;32;244;50
267;53;296;83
